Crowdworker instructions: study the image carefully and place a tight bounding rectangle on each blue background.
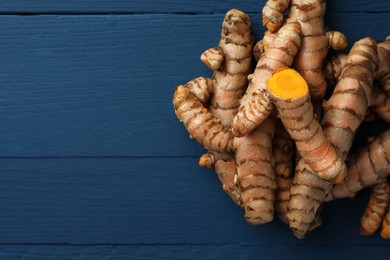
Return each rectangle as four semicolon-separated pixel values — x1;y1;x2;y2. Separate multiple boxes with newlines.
0;1;389;259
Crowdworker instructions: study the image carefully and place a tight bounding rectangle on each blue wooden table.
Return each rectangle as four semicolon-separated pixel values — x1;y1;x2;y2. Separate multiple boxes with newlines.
0;1;389;259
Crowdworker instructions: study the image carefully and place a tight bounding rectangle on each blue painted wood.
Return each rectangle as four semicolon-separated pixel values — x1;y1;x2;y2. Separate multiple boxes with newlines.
0;244;389;259
0;13;388;157
0;1;388;14
0;158;388;245
0;0;388;257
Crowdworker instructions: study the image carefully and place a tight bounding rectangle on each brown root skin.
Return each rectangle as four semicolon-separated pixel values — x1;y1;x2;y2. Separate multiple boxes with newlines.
323;54;348;91
325;37;389;98
198;9;253;205
288;160;332;239
273;120;294;224
253;40;265;62
173;9;254;206
232;22;302;137
381;205;390;239
364;38;390;122
263;0;348;100
215;157;242;206
287;37;378;238
199;152;215;169
201;9;253;206
235;117;276;225
363;110;378;122
201;47;224;71
173;86;234;153
322;37;377;160
326;129;390;201
263;30;276;50
198;151;242;206
292;34;328;100
360;180;390;236
326;31;348;51
376;39;390;96
267;67;347;183
174;8;253;137
324;39;390;122
184;77;213;104
208;9;253;129
370;85;390;123
262;0;291;32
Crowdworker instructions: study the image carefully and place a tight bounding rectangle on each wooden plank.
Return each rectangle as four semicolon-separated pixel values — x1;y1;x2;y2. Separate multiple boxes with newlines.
0;13;388;157
0;14;226;158
0;1;388;14
0;244;389;259
0;157;387;245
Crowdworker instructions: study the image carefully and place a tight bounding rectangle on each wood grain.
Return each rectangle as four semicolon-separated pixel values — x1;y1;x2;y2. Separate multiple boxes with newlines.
0;244;389;259
0;1;388;14
0;157;387;245
0;13;388;157
0;0;389;257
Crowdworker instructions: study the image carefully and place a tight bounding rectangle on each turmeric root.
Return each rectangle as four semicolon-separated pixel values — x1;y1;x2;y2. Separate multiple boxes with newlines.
273;120;294;223
202;11;253;127
267;67;347;183
262;30;276;51
326;128;390;201
326;31;348;51
262;0;291;33
199;152;241;206
262;0;347;100
232;22;302;137
173;3;389;239
365;38;390;122
197;9;253;205
381;206;390;239
232;22;302;223
173;9;254;204
322;38;377;158
173;85;234;153
235;116;276;224
370;86;390;123
376;38;390;96
287;37;378;238
360;180;390;236
324;38;390;123
178;77;240;204
253;39;265;62
173;8;253;142
323;54;347;90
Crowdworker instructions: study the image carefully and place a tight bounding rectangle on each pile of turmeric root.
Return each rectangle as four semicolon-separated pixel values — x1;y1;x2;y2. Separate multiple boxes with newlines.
173;1;390;239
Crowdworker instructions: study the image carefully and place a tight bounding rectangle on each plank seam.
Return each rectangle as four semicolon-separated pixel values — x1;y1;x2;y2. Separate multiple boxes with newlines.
0;11;263;15
0;243;386;247
0;11;386;16
0;156;203;159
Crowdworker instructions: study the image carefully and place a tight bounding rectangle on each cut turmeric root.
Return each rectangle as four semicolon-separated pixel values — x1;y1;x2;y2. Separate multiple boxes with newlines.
286;37;378;239
232;22;302;137
173;3;390;240
262;0;348;100
267;67;347;183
